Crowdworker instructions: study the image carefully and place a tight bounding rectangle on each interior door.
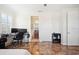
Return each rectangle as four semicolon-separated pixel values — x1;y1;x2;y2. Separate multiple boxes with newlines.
68;11;79;45
31;16;39;39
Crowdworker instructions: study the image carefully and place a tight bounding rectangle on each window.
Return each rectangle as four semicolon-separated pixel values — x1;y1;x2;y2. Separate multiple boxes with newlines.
0;13;12;34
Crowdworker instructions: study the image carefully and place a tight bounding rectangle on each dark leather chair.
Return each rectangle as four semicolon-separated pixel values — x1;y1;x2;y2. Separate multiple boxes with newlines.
13;32;24;44
52;33;61;43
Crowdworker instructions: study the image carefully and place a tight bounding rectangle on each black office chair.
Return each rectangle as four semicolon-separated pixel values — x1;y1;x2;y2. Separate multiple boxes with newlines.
13;32;24;45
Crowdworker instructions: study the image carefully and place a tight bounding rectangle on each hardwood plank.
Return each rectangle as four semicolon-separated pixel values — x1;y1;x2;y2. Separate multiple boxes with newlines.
7;40;79;55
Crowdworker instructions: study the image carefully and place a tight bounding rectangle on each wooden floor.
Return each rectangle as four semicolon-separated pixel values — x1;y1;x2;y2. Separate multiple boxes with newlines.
7;40;79;55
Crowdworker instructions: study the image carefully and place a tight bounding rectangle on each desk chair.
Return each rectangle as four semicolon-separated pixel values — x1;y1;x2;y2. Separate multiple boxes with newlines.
13;32;24;45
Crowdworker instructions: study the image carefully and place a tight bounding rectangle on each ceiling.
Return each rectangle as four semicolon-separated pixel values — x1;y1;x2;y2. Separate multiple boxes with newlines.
4;4;79;13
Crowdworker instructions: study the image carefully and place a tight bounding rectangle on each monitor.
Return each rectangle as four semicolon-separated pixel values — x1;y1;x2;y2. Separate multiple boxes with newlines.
11;28;18;33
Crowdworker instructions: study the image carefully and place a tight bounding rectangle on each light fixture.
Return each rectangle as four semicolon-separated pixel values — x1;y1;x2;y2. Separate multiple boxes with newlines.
38;10;43;12
37;4;47;13
44;4;47;7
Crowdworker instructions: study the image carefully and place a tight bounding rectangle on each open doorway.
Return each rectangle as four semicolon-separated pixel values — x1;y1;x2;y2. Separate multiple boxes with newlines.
31;16;39;42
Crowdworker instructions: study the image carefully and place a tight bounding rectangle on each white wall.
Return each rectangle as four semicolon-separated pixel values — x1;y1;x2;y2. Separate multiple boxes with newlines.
39;13;52;42
14;13;30;28
39;12;62;42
